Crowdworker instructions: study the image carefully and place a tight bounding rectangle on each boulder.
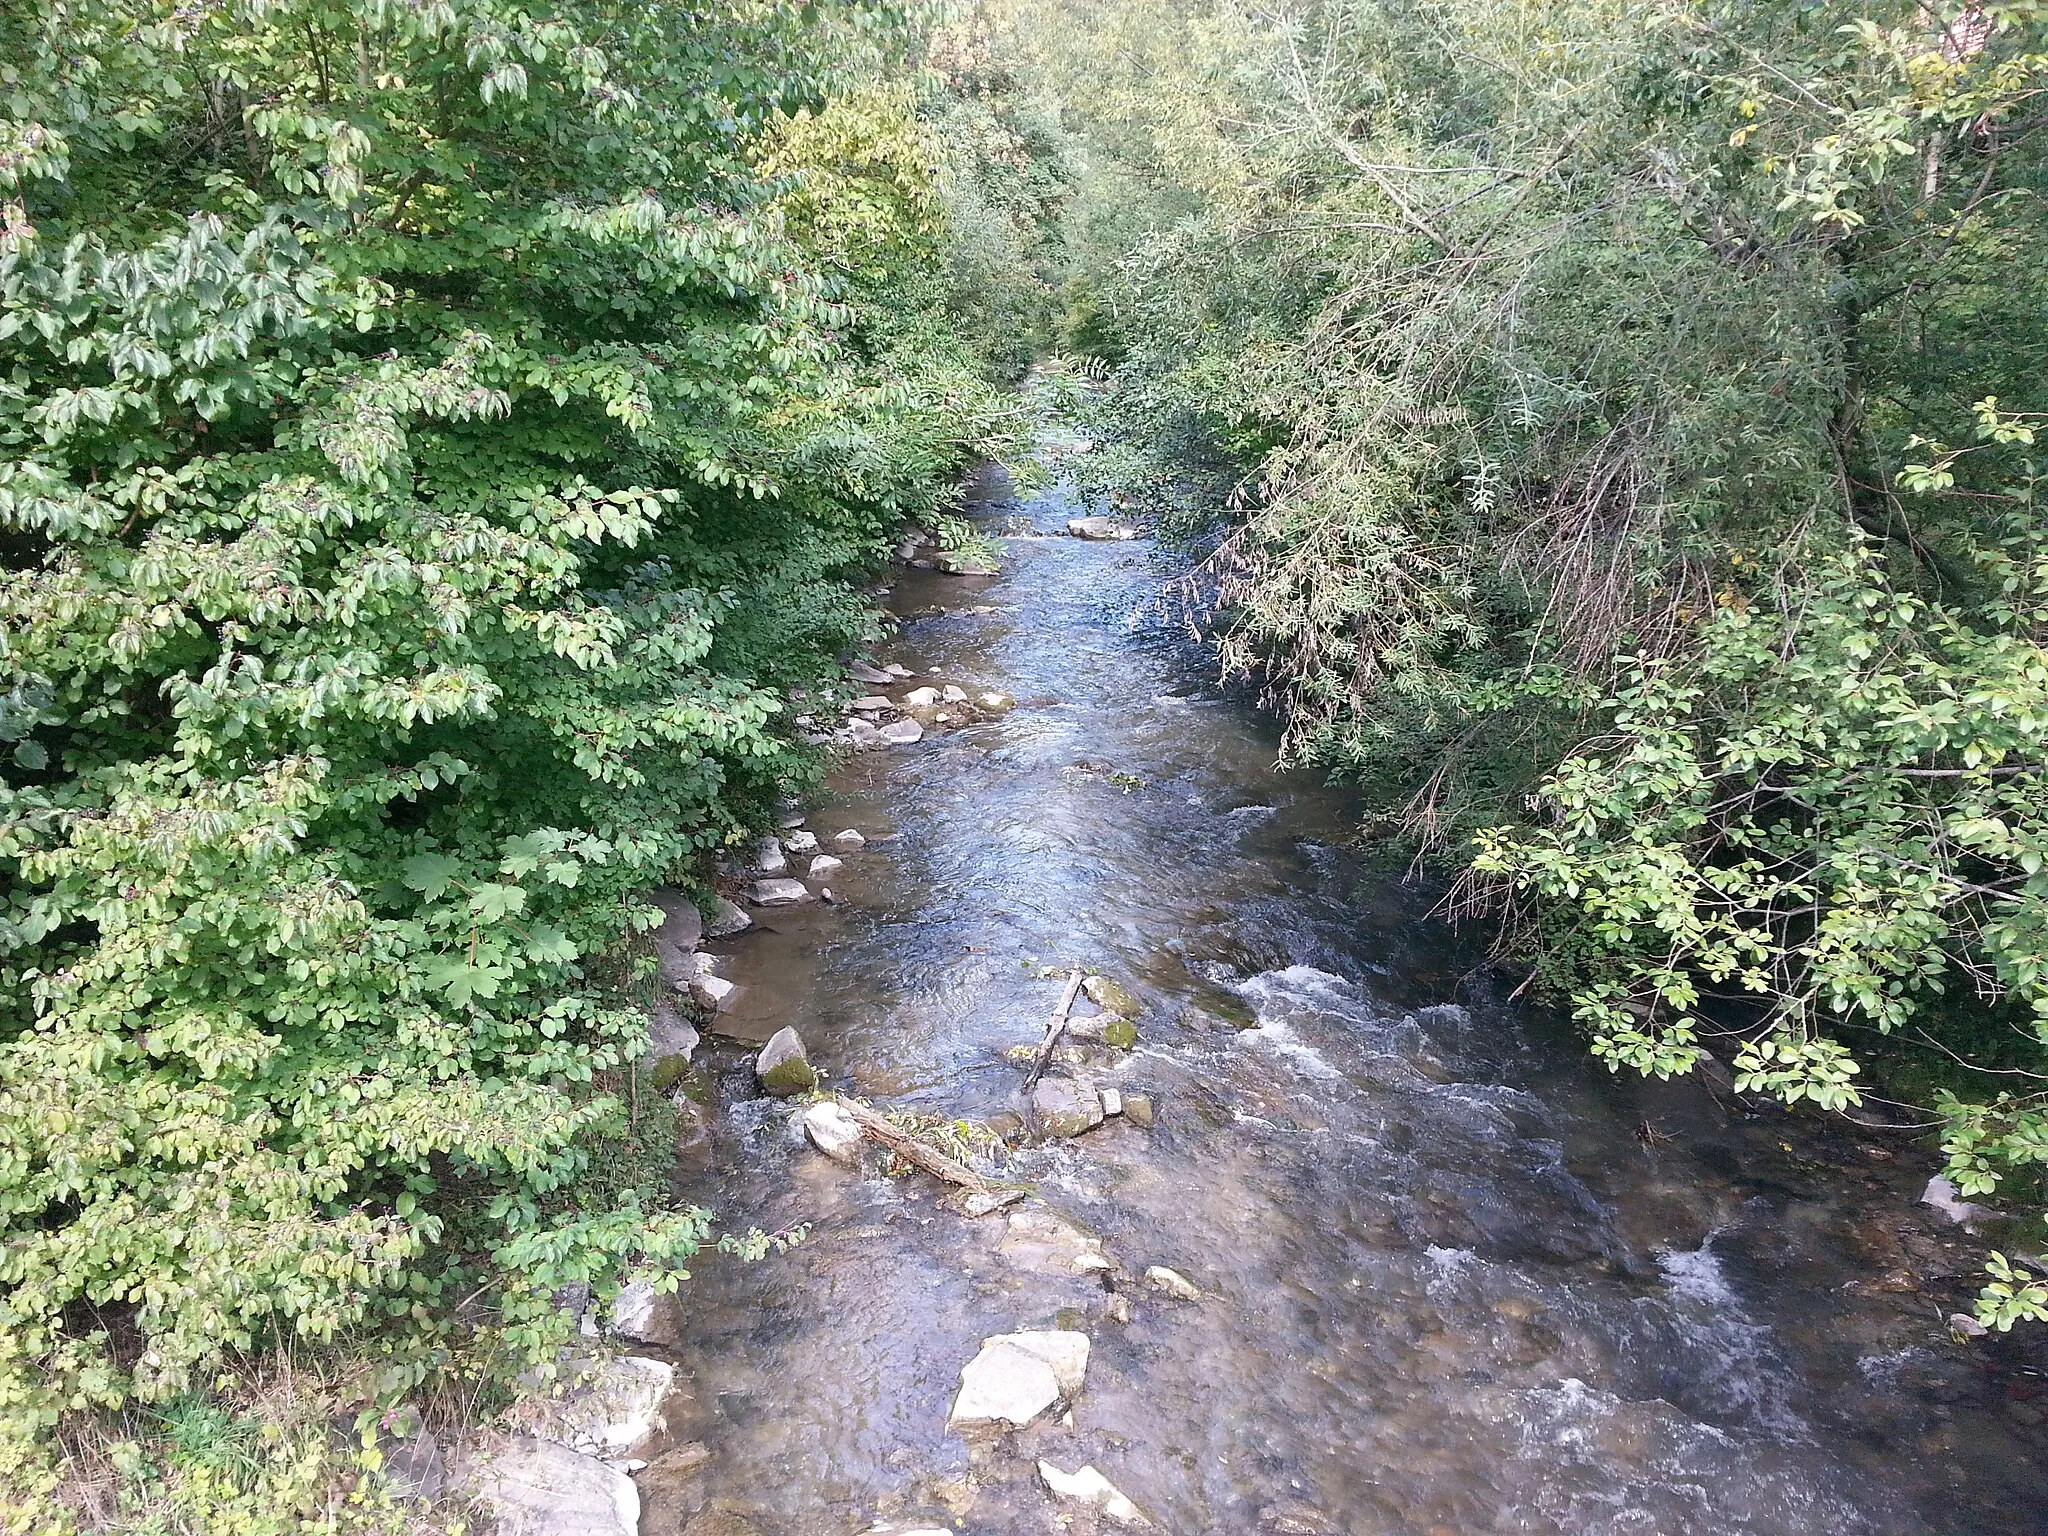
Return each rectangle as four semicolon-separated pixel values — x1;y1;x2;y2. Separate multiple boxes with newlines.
846;718;885;750
833;828;867;849
808;854;843;879
802;1101;863;1165
750;878;813;906
610;1280;685;1348
648;889;703;993
753;837;787;876
998;1206;1106;1275
689;973;736;1013
514;1356;674;1458
756;1028;817;1096
948;1330;1089;1429
455;1437;638;1536
1122;1094;1156;1129
879;717;924;745
704;896;752;939
1145;1266;1202;1302
1100;1018;1138;1050
903;686;942;707
1082;975;1141;1015
1032;1076;1105;1139
784;830;819;853
1067;516;1138;541
1037;1461;1147;1525
851;695;894;713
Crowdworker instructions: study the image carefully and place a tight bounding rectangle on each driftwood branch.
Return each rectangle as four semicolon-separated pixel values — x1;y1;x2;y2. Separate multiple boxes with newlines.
836;1097;988;1193
1023;970;1086;1091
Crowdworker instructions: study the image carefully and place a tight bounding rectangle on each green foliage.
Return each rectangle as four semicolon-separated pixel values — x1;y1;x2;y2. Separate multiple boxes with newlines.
973;0;2048;1320
0;0;1009;1509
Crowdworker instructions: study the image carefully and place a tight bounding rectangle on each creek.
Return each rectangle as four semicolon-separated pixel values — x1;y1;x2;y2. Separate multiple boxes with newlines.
640;450;2048;1536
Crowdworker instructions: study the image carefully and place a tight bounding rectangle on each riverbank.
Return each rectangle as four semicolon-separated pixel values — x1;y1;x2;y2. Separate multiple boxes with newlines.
521;453;2037;1536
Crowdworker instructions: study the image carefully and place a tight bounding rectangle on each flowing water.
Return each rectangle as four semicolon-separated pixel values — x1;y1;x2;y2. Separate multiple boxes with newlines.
639;455;2048;1536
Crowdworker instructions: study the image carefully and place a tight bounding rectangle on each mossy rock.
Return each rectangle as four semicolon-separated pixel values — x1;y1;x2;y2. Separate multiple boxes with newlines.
759;1056;818;1095
1101;1017;1138;1050
647;1053;693;1094
1083;974;1141;1016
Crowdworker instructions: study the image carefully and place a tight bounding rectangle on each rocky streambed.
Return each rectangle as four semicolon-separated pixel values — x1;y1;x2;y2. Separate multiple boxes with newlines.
462;460;2048;1536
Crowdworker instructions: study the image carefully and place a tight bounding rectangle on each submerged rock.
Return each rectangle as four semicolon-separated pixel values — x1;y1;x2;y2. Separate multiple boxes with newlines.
938;553;1000;575
1032;1076;1105;1139
1122;1094;1156;1128
749;877;812;906
1082;974;1141;1015
1145;1265;1202;1302
948;1330;1090;1429
998;1205;1106;1274
703;895;752;939
1038;1460;1147;1525
756;1027;817;1096
455;1436;638;1536
1067;515;1138;541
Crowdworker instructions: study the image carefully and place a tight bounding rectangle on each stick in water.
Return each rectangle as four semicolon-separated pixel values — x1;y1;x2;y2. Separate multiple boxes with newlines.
1024;969;1086;1091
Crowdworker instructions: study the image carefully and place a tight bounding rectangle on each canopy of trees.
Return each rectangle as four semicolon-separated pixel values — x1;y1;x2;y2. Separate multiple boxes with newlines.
974;0;2048;1327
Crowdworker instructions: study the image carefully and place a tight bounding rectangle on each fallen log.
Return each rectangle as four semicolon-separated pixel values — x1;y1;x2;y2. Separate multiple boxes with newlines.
836;1097;988;1193
1023;969;1086;1092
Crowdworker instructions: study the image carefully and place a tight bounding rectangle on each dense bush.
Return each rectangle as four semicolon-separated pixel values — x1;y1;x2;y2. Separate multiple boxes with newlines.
982;0;2048;1323
0;0;1012;1508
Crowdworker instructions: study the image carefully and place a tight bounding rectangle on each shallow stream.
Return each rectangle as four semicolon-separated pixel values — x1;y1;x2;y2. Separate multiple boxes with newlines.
644;458;2048;1536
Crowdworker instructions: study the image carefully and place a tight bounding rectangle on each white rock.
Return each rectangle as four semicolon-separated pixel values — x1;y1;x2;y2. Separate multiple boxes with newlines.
878;717;924;745
809;854;843;878
703;896;751;938
754;836;787;875
1144;1265;1202;1301
803;1101;864;1165
949;1343;1056;1428
941;685;969;704
689;973;736;1012
750;877;813;906
948;1330;1089;1429
884;663;913;677
978;692;1015;711
851;695;893;713
834;828;867;849
784;830;819;853
845;718;885;750
1038;1460;1147;1525
820;887;838;904
903;685;942;707
1068;515;1138;541
1922;1174;1993;1229
456;1437;638;1536
1099;1087;1123;1117
515;1357;673;1458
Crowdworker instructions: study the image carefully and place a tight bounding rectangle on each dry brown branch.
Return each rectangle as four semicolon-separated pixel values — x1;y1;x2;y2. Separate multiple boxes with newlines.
836;1098;989;1193
1023;969;1086;1091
